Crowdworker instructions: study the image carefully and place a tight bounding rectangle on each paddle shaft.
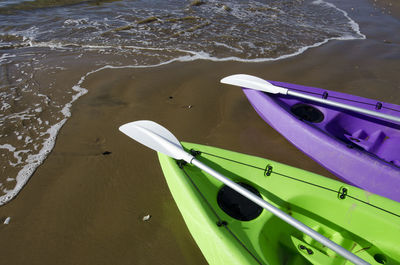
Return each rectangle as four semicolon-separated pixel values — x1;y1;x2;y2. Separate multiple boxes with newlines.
191;158;370;265
288;90;400;123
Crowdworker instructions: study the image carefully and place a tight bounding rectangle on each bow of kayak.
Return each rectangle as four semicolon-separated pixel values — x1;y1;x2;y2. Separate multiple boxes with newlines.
243;82;400;202
159;142;400;265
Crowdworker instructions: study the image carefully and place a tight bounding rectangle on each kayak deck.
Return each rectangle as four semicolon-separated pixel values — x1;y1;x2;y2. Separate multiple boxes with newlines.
271;81;400;166
243;82;400;202
159;142;400;265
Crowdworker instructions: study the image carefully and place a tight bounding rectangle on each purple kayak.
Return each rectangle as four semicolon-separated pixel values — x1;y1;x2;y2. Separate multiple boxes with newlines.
243;81;400;202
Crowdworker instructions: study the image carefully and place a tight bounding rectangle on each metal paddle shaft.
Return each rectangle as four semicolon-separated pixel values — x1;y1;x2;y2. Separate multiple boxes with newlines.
288;90;400;123
191;158;370;265
221;74;400;124
119;120;370;265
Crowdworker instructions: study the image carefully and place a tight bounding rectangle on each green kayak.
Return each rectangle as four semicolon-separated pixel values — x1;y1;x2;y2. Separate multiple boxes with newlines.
158;142;400;265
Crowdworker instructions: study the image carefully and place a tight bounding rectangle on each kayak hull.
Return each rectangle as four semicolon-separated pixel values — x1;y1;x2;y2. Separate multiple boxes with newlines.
158;142;400;265
243;82;400;202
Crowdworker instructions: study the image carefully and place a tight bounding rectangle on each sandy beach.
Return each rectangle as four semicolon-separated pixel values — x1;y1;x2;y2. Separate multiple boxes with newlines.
0;0;399;264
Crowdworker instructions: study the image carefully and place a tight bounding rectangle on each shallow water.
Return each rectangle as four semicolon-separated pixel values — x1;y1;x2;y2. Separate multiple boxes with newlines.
0;0;367;205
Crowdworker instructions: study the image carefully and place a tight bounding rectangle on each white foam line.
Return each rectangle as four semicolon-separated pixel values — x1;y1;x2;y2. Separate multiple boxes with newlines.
26;26;365;64
27;29;363;63
313;0;365;39
0;122;64;205
0;76;88;206
24;0;366;64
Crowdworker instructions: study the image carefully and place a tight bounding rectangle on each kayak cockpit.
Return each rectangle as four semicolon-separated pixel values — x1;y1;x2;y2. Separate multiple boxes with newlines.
323;113;400;166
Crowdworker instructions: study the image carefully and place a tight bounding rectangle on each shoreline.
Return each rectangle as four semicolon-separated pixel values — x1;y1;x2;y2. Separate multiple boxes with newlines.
0;0;399;264
0;0;391;207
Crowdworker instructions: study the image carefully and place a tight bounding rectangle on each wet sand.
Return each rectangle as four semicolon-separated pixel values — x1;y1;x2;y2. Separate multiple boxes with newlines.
0;1;399;264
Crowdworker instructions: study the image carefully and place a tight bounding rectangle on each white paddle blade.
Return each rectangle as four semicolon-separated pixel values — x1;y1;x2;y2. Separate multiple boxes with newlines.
119;120;194;162
220;74;288;95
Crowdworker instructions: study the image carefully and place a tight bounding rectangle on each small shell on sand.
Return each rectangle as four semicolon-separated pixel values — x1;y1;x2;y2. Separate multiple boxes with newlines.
4;217;11;224
142;214;151;221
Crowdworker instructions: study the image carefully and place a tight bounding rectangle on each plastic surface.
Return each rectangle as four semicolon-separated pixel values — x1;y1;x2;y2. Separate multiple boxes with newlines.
243;81;400;202
158;142;400;265
221;74;288;95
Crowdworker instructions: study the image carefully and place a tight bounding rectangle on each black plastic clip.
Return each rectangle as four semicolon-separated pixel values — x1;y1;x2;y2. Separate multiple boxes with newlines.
216;220;228;227
299;245;314;255
177;160;187;169
190;149;202;157
322;91;329;99
376;102;383;110
338;187;348;200
264;164;273;176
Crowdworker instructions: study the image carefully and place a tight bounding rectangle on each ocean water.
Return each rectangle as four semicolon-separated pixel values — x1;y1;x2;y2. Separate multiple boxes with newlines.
0;0;365;205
